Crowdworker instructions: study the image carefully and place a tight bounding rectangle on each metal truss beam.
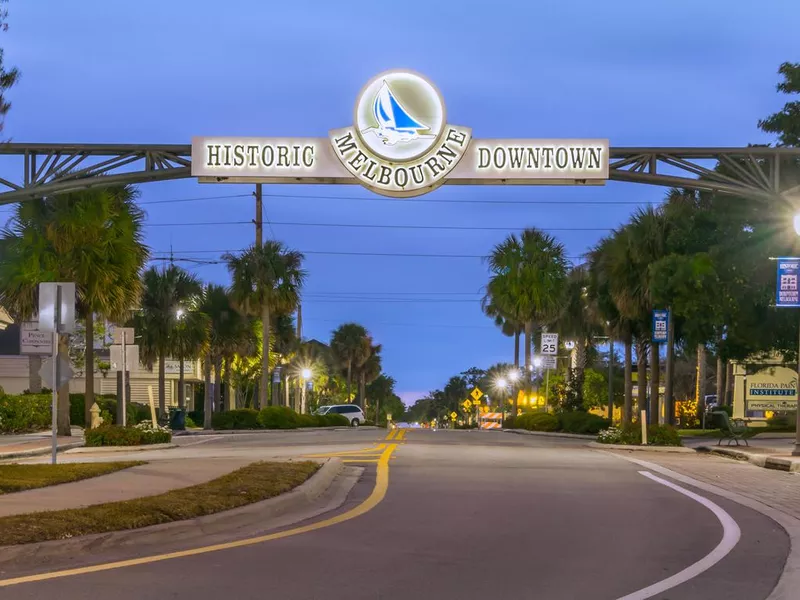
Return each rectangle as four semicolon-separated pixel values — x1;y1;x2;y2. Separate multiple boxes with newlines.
0;143;798;205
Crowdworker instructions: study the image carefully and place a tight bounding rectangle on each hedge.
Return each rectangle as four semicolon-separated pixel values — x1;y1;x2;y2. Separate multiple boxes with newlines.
69;394;143;427
597;423;683;446
0;394;50;433
84;425;172;447
207;407;350;430
558;412;610;435
516;412;559;432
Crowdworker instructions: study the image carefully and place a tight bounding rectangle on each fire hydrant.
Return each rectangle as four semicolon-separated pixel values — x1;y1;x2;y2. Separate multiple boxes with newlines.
90;402;104;429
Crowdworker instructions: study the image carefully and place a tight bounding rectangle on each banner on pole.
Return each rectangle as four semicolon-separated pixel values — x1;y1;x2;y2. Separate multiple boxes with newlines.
652;309;669;343
776;258;800;307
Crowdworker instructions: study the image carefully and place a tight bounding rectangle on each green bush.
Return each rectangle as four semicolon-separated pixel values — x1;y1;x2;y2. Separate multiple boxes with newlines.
257;406;299;429
212;409;261;430
295;413;317;428
516;412;559;432
69;394;139;427
0;394;50;433
596;423;682;446
185;415;198;428
84;425;171;447
558;411;610;434
502;415;517;429
188;410;204;427
322;413;350;427
766;411;797;431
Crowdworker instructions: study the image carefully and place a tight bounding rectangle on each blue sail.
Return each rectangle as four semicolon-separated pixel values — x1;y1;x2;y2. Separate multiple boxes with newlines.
388;91;425;131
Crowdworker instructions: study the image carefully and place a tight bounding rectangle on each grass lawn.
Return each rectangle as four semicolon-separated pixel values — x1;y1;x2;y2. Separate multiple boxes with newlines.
0;462;145;494
0;461;319;545
678;429;723;438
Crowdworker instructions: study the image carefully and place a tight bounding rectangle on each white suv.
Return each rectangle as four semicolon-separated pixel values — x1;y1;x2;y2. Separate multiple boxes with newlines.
316;404;365;427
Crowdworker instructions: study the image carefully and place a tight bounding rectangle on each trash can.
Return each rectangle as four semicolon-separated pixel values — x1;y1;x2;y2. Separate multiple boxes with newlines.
169;408;186;431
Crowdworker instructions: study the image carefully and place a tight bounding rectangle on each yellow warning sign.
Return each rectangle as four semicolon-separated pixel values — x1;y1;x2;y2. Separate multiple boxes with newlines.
450;411;457;420
470;387;483;401
462;399;472;410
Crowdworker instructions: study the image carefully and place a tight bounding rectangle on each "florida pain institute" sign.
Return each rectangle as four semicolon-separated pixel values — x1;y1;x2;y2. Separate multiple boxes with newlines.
192;70;609;198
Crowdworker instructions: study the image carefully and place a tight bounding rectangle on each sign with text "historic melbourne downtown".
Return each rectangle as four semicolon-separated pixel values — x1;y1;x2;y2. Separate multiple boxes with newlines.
191;70;609;198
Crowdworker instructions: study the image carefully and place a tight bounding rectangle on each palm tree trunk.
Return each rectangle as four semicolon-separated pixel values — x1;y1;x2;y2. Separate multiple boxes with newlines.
649;342;660;425
158;348;167;417
636;337;647;419
347;360;352;402
522;321;533;415
716;354;725;410
575;336;587;407
178;356;185;410
224;357;232;411
213;356;223;412
359;371;366;410
624;333;633;425
203;353;212;428
260;304;270;409
697;344;707;425
57;334;71;437
84;312;95;430
514;328;520;369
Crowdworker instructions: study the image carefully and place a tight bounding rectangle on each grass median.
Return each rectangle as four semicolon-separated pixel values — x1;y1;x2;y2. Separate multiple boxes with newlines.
0;462;145;494
0;460;320;545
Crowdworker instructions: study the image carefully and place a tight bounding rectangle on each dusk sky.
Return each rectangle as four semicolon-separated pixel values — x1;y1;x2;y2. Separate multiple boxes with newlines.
1;1;797;403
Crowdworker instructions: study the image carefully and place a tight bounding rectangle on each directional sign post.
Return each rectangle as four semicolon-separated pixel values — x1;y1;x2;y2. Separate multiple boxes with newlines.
110;327;135;426
38;282;76;464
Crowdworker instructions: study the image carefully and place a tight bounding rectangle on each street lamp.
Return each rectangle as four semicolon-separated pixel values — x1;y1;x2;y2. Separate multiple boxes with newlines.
508;370;520;383
793;213;800;236
532;356;543;369
176;308;185;319
301;367;312;380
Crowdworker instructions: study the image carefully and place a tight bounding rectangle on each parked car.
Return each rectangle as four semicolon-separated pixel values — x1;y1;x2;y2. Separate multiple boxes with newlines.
314;404;365;427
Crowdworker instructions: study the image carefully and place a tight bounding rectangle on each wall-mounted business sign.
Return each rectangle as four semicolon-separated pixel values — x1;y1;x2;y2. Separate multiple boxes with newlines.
192;70;609;198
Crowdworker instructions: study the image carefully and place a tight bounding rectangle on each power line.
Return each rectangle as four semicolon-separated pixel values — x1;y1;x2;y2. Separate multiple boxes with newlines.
144;219;612;232
304;317;495;330
149;249;587;260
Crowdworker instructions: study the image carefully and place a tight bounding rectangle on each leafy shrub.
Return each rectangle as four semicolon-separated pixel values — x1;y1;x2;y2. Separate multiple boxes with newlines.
596;423;682;446
257;406;300;429
502;415;517;429
0;394;50;433
767;411;797;431
84;424;171;446
322;413;350;427
185;415;198;428
558;411;610;434
516;412;559;432
296;414;317;428
188;410;204;427
212;409;261;430
69;394;139;427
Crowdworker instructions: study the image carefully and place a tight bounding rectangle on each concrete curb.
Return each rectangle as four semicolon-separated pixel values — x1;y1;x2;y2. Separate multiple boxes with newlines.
0;457;346;565
64;443;178;454
0;441;84;460
504;429;596;440
587;441;694;453
173;426;378;436
696;445;800;472
602;452;800;600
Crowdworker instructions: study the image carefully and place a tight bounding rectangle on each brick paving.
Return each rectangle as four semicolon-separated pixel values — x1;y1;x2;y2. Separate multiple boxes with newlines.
610;450;800;520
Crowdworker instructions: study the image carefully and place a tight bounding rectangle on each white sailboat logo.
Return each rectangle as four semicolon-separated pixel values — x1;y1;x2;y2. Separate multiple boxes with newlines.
362;80;434;146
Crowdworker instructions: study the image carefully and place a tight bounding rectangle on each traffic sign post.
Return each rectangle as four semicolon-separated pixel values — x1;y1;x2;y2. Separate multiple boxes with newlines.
111;327;135;426
38;282;76;465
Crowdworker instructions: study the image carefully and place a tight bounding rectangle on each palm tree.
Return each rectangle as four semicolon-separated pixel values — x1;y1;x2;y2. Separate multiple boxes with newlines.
0;185;148;434
356;344;382;412
486;228;569;414
330;323;372;404
135;265;202;417
171;304;209;410
224;241;306;409
481;292;522;368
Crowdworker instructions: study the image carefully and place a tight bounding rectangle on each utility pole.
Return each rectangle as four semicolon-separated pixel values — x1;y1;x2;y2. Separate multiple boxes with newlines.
255;184;263;248
607;338;614;423
665;306;675;425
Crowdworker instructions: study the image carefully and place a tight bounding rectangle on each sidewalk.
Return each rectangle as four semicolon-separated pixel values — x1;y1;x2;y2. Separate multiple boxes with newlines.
0;457;252;517
691;436;800;472
0;430;85;460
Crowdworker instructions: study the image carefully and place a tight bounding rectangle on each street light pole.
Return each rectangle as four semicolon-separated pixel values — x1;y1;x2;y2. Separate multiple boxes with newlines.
794;318;800;456
607;338;614;423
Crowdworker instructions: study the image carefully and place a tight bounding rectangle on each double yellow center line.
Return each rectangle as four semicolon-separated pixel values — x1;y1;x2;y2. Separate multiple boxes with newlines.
385;428;407;441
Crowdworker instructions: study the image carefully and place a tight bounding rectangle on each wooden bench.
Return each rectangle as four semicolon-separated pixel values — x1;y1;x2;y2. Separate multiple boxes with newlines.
710;411;749;446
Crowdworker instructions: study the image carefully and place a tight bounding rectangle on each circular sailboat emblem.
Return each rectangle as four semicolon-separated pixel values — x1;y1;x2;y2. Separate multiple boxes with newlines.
355;70;446;162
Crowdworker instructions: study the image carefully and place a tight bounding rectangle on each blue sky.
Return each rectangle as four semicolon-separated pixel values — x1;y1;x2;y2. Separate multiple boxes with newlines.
1;0;797;403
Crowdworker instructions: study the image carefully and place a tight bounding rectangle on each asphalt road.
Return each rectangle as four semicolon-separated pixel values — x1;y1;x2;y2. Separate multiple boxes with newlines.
1;428;791;599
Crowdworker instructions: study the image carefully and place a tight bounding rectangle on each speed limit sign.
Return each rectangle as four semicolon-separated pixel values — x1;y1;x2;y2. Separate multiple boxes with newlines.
541;333;559;355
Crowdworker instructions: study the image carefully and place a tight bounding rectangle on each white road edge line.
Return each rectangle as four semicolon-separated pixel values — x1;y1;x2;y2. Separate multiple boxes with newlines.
616;471;741;600
601;452;800;600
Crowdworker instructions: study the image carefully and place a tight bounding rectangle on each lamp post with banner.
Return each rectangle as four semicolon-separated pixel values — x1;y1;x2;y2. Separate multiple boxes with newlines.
774;256;800;456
